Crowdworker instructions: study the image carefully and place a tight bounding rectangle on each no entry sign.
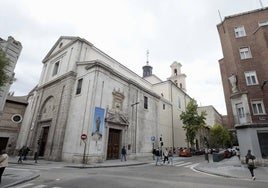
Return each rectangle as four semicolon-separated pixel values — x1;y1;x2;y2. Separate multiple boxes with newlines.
81;134;87;140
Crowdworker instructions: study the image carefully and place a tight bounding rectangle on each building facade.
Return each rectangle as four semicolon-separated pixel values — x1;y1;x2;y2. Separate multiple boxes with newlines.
217;8;268;161
0;36;22;117
17;36;194;163
0;96;27;154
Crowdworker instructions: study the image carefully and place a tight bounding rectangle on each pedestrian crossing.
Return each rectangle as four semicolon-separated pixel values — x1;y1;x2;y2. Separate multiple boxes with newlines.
13;183;63;188
12;165;63;171
152;160;199;168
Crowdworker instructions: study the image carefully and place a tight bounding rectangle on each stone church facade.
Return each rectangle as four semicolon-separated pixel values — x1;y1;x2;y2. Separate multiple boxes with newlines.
17;36;192;163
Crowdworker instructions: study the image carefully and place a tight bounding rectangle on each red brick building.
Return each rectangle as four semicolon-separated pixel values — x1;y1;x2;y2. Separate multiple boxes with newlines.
217;8;268;161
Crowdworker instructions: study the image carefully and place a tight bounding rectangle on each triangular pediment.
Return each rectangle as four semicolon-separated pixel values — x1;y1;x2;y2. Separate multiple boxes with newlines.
105;110;129;126
42;36;93;63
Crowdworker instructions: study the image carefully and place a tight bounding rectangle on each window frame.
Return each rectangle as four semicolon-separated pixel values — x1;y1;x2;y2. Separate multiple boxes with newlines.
239;47;252;60
144;96;148;109
234;26;246;38
52;61;60;76
251;100;266;115
178;96;181;109
76;78;83;95
244;71;258;86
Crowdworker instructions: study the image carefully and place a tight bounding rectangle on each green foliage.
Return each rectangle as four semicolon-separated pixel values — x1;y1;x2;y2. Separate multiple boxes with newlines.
180;99;207;147
0;48;10;87
210;123;231;148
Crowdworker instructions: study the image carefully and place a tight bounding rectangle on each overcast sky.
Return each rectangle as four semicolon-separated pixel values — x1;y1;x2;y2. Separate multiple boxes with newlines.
1;0;267;115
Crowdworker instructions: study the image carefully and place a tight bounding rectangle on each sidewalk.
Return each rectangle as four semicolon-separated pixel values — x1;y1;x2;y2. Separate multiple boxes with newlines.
193;155;268;181
1;155;268;187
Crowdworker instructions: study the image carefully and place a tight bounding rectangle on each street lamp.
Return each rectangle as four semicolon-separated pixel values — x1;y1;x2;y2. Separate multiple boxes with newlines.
160;135;163;159
261;80;268;90
131;102;139;153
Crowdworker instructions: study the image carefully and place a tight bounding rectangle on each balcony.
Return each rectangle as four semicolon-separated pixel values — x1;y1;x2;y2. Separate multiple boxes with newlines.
233;113;252;125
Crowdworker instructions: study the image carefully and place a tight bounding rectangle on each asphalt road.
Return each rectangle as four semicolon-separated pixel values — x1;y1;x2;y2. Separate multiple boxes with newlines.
11;156;267;188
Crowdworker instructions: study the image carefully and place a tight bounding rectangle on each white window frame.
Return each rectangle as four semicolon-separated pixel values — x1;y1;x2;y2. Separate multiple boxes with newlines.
239;47;252;59
251;100;266;115
234;26;246;38
244;71;258;86
259;20;268;27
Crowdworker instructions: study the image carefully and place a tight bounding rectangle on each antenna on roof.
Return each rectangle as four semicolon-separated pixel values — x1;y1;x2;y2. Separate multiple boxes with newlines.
259;0;264;8
218;9;225;33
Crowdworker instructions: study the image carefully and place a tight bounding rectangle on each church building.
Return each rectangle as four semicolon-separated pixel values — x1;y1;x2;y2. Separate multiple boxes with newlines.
17;36;192;163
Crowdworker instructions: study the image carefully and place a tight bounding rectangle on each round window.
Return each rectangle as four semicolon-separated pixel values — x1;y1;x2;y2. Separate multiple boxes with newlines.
12;114;22;123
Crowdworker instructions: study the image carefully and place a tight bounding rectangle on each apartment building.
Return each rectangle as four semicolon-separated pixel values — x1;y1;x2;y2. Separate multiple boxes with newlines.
0;36;22;117
217;8;268;160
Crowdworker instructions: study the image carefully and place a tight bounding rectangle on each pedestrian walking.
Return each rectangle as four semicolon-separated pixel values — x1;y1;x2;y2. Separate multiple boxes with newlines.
155;147;161;166
34;151;38;163
121;146;127;162
236;148;240;160
0;150;9;184
245;149;256;180
163;148;169;164
18;146;25;163
168;148;174;165
23;147;30;160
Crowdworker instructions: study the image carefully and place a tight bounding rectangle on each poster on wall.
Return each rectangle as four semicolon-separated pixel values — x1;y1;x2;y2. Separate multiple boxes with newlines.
92;107;105;141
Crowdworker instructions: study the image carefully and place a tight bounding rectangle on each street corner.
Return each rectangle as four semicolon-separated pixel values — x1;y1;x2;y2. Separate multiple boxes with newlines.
1;168;40;188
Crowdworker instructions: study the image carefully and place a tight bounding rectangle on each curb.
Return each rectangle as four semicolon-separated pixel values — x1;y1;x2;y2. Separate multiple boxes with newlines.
65;162;149;169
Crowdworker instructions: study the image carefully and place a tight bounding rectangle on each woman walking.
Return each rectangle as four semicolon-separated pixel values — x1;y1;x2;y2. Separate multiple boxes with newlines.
245;149;256;180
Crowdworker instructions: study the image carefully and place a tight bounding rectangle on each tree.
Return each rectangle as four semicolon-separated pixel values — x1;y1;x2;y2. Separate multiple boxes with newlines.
0;48;11;87
180;99;206;148
210;123;231;148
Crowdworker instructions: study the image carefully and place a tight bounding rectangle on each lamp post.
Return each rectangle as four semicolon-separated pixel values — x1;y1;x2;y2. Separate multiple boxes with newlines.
131;102;139;153
160;135;163;159
261;80;268;90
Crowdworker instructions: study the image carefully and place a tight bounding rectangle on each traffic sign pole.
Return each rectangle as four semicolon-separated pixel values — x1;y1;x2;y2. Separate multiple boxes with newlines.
81;134;87;165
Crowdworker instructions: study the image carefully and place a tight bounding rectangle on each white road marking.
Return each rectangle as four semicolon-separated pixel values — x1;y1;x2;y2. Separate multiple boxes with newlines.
175;162;192;167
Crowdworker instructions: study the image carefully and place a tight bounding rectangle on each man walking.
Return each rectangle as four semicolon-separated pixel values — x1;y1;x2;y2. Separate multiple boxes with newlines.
121;146;127;162
155;147;161;166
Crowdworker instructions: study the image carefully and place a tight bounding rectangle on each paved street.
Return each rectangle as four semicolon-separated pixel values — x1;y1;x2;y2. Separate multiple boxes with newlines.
1;155;268;188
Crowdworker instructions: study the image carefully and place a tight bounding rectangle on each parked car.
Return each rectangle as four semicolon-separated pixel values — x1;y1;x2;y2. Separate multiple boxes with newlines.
192;149;205;155
179;148;192;157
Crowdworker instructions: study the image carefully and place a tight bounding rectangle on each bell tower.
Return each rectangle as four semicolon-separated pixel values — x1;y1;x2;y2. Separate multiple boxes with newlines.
167;61;186;91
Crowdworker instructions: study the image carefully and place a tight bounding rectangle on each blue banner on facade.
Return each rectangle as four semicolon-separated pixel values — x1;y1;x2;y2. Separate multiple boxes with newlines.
92;107;105;141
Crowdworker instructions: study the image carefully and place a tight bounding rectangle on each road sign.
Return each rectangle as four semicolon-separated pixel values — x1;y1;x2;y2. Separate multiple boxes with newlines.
81;134;87;140
151;136;155;142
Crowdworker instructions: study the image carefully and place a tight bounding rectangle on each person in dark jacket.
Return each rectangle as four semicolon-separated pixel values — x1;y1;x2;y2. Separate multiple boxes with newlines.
155;147;161;166
121;146;127;162
245;149;256;180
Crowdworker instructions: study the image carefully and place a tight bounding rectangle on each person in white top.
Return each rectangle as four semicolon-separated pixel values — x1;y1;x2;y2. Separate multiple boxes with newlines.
0;150;9;184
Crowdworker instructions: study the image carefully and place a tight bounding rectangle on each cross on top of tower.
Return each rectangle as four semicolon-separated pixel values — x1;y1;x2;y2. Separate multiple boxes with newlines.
146;50;149;65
